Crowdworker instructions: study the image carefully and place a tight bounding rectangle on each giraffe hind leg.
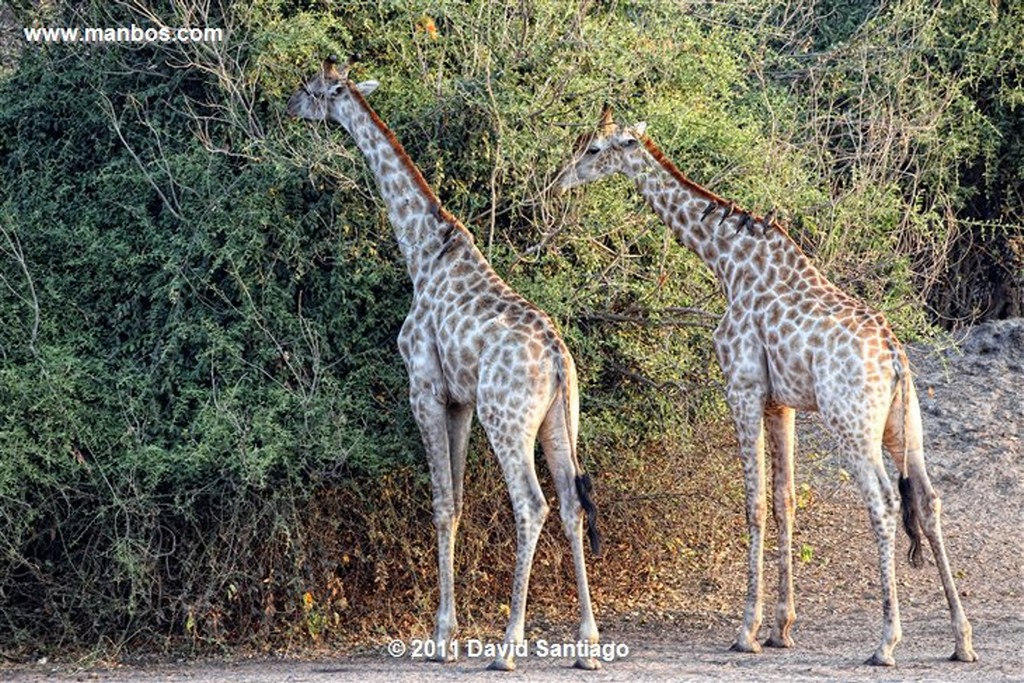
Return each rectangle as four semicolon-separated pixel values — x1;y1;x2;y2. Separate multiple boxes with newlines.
539;405;601;670
764;405;797;649
906;456;978;662
850;452;902;666
485;434;549;672
885;383;977;662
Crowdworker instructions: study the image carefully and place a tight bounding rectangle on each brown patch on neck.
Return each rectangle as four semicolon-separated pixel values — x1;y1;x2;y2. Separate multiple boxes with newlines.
346;81;468;234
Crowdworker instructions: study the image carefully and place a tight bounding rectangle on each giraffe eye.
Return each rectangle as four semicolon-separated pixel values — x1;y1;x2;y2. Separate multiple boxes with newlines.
585;145;600;155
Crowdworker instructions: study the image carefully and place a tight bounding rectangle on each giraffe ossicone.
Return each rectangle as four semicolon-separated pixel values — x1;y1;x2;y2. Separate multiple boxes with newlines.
287;57;602;672
555;107;977;667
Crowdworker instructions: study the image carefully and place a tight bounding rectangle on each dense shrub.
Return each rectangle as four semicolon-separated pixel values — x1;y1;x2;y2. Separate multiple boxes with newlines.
0;0;1019;656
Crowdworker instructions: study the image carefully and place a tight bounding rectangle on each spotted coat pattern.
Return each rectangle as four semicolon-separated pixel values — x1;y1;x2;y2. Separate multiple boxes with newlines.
556;115;976;667
287;60;600;671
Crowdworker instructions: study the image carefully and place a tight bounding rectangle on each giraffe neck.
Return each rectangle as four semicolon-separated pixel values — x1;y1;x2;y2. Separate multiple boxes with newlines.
631;138;815;302
331;86;474;287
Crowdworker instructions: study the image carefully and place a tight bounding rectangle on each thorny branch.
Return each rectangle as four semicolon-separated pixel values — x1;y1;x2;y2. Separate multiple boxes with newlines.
583;308;717;330
98;90;186;223
604;361;709;397
0;219;40;358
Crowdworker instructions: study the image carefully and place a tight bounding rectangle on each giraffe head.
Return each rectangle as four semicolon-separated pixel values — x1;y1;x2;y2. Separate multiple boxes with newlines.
555;105;648;193
286;55;380;127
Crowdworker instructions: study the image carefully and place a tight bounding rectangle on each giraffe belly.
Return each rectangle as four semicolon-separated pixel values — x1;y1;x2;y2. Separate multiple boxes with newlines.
765;351;819;412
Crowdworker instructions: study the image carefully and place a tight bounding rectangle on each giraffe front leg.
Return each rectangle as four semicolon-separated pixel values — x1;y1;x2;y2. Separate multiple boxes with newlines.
765;405;797;649
430;511;459;663
411;397;459;663
446;403;474;522
714;317;769;655
727;394;769;654
426;403;473;663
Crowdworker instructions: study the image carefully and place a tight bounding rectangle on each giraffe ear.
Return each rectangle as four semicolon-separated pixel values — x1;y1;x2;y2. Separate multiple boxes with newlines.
354;80;379;97
632;121;648;137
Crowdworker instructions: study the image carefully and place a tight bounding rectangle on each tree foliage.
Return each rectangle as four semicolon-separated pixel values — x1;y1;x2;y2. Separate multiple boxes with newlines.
0;0;1020;655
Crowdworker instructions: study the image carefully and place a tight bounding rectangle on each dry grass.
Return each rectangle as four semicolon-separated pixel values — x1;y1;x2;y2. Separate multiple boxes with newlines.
240;418;752;654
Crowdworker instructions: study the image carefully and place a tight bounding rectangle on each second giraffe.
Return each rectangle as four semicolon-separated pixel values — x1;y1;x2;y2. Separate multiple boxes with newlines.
555;106;976;667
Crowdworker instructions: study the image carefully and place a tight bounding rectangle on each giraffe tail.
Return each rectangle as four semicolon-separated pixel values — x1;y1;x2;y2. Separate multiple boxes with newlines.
575;472;601;556
557;353;602;556
898;473;924;568
891;341;925;569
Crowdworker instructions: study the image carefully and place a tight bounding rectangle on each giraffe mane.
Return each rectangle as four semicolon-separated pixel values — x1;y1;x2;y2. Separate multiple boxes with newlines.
640;136;787;237
345;80;474;244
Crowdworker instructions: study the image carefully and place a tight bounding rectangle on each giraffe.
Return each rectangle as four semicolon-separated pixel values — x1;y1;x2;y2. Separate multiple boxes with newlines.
286;57;602;671
555;107;977;666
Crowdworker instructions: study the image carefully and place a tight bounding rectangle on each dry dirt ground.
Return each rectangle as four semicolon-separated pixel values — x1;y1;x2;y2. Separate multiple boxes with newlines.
3;319;1022;682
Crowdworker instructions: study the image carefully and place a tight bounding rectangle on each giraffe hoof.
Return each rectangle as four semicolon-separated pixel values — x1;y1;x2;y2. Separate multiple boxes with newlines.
487;657;515;672
865;652;896;667
428;652;457;664
427;634;458;662
573;657;601;670
764;634;795;649
951;648;978;663
730;640;762;654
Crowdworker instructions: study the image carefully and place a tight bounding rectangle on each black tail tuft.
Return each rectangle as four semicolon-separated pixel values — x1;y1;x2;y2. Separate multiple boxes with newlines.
898;474;924;568
575;473;602;556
